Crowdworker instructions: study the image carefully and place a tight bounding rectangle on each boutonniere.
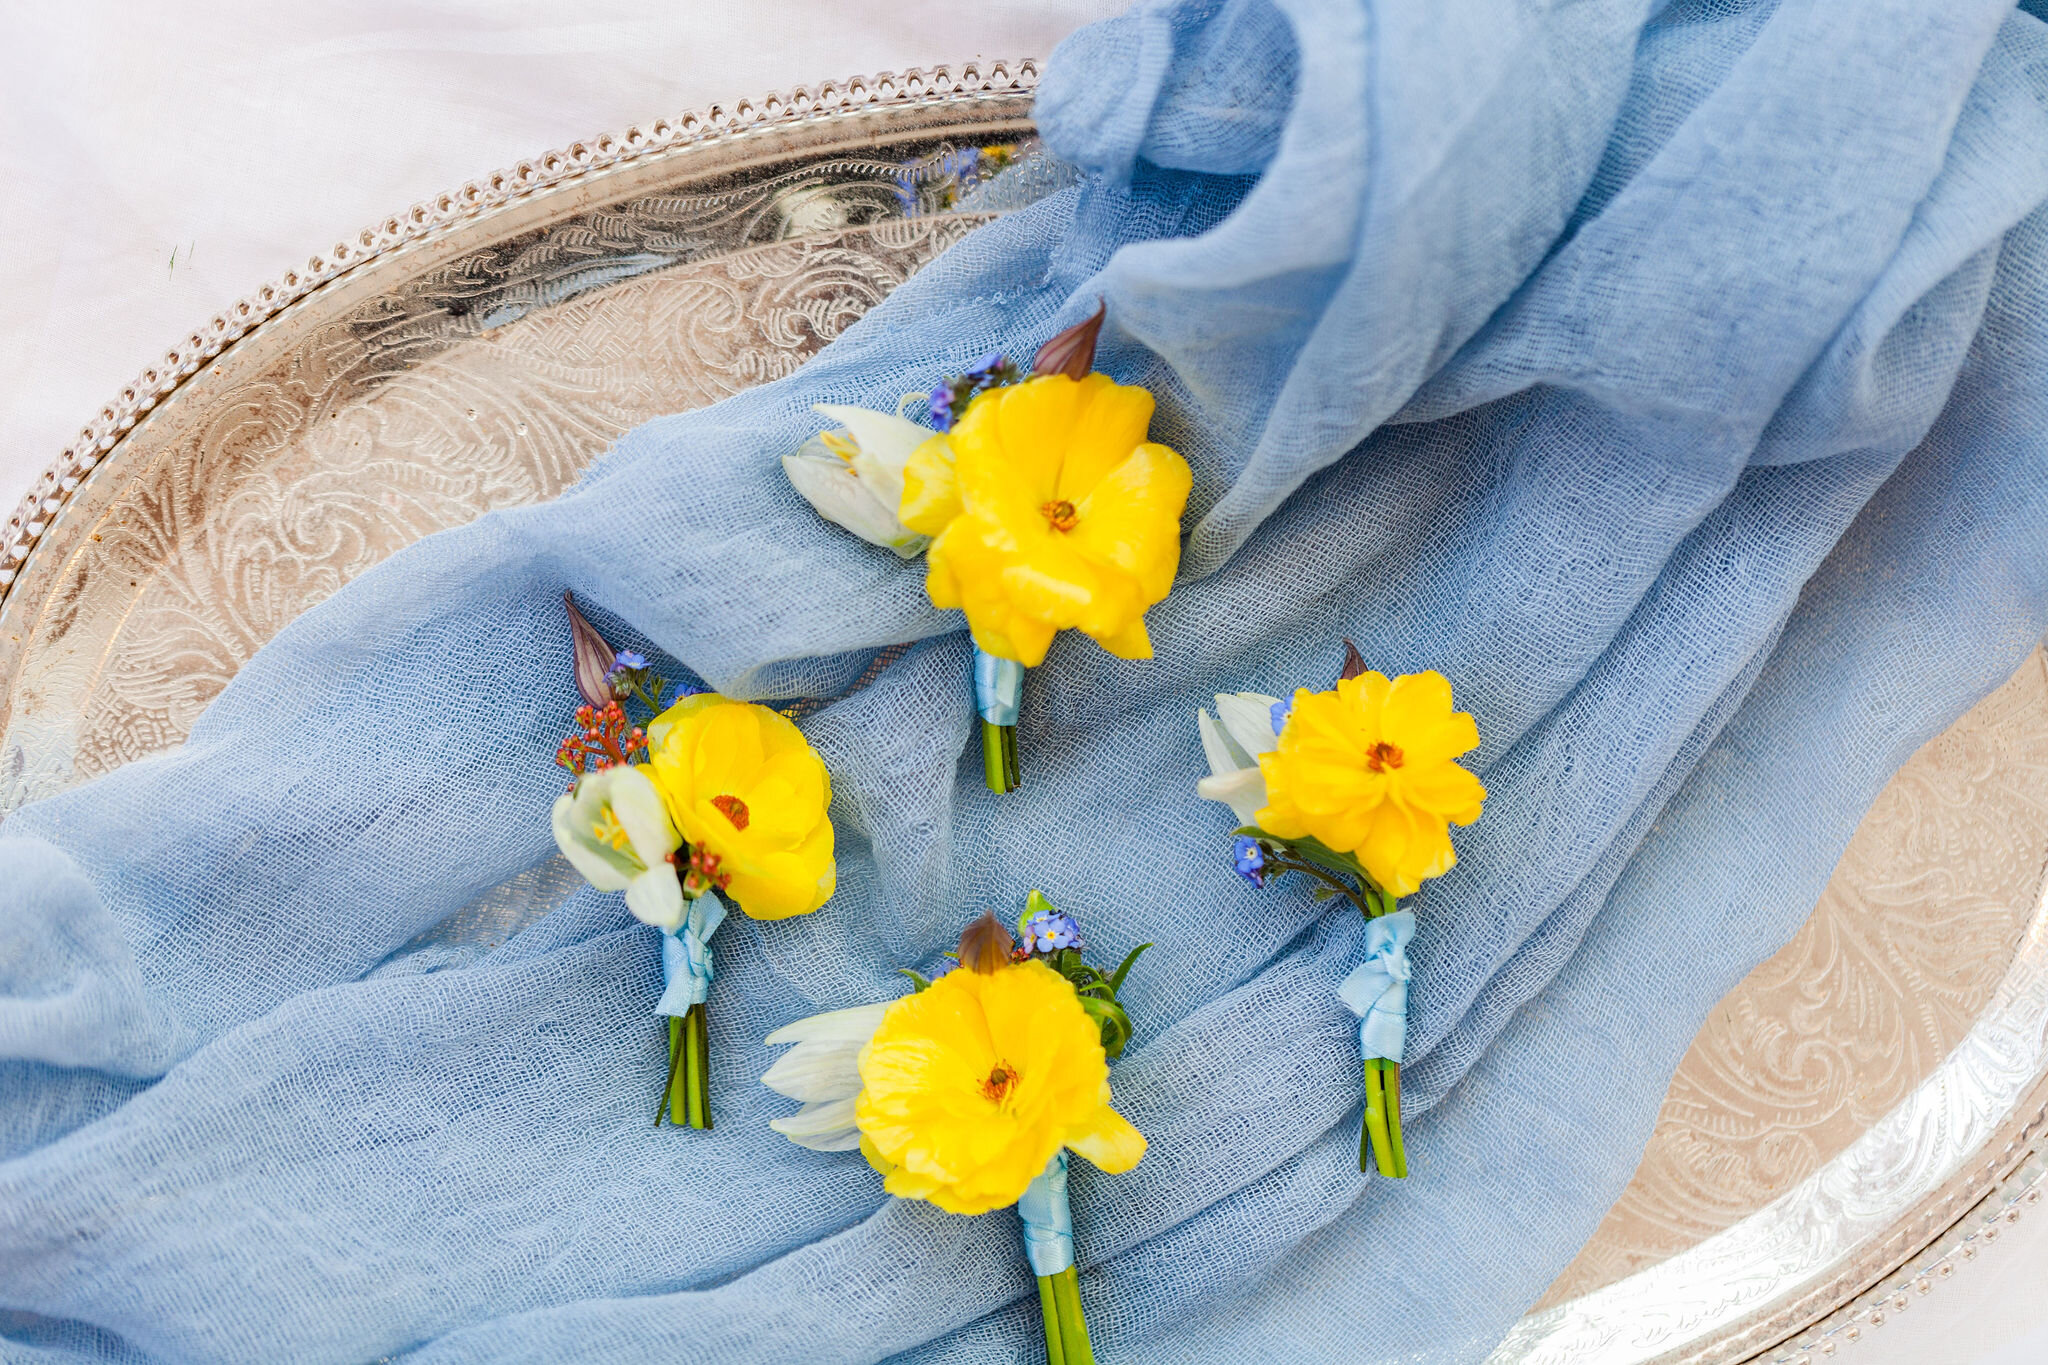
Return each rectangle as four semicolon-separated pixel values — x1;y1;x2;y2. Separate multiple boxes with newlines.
550;594;836;1129
763;895;1149;1364
783;303;1194;794
1195;643;1485;1178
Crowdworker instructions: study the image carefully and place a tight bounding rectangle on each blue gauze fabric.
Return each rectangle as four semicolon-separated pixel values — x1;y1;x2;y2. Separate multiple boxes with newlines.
653;894;727;1017
1017;1153;1077;1278
1339;910;1414;1064
970;647;1025;727
4;1;2048;1362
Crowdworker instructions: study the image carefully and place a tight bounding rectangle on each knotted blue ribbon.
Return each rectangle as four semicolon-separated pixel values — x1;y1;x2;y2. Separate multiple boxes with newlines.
1337;910;1415;1064
1017;1150;1075;1276
973;646;1025;727
654;890;727;1017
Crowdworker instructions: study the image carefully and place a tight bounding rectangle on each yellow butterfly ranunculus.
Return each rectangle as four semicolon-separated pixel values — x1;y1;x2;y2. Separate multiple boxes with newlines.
854;958;1146;1215
646;694;836;920
1257;670;1487;897
898;373;1192;667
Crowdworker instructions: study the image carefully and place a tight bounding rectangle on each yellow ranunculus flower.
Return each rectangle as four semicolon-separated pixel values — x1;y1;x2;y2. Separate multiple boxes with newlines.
854;959;1146;1215
898;373;1193;667
1257;670;1486;898
646;694;835;920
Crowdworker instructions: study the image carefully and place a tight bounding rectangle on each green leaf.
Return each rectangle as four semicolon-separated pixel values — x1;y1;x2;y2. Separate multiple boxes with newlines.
1078;996;1134;1060
1313;885;1338;901
897;967;933;992
1106;942;1152;994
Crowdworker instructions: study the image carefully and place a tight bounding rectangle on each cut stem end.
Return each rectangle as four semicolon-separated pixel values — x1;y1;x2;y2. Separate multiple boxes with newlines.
659;1005;713;1130
1036;1266;1094;1365
1361;1058;1406;1177
981;719;1020;794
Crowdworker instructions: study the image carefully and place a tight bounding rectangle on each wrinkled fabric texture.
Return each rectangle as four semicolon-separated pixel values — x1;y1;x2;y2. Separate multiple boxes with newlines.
5;1;2048;1362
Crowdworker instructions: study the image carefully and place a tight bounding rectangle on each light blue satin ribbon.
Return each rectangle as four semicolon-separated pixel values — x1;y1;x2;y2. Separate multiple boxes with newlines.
1017;1150;1075;1276
654;891;727;1017
973;647;1025;727
1338;909;1415;1064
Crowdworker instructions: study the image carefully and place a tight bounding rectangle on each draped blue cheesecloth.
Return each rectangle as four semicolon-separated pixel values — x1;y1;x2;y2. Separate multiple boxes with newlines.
7;1;2048;1361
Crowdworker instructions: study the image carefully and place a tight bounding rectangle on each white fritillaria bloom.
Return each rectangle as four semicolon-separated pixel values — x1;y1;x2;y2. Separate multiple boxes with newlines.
550;764;684;929
761;1001;890;1151
1194;691;1290;824
781;404;935;558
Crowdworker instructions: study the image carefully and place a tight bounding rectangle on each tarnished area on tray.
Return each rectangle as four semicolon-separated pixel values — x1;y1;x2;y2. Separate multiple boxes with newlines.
0;67;2042;1365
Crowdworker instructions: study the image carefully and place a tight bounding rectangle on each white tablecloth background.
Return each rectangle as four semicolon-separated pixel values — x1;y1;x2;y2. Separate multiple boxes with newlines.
2;5;2044;1362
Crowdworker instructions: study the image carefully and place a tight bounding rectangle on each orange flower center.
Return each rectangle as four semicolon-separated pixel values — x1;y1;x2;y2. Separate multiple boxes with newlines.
711;793;751;830
983;1062;1020;1104
1365;741;1405;773
1039;499;1079;532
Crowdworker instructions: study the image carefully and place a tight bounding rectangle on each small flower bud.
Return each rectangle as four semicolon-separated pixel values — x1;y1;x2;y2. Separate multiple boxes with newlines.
565;592;618;708
957;910;1014;974
1338;638;1368;682
1031;298;1106;381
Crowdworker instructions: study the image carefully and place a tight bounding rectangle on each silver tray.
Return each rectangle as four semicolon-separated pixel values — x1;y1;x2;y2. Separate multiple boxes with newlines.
1;61;2043;1364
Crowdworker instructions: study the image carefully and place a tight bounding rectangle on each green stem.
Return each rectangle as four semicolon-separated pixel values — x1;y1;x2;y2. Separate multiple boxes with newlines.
656;1016;686;1127
1384;1060;1406;1174
1362;1058;1407;1178
659;1005;713;1130
668;1015;690;1127
1036;1276;1067;1365
678;1003;709;1130
1266;851;1373;917
981;719;1019;794
692;1003;714;1130
1048;1266;1094;1365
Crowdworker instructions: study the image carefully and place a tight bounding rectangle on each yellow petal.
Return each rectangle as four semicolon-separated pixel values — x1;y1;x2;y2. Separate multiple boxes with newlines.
859;1133;898;1176
1055;375;1157;498
1358;802;1455;897
1399;762;1487;825
693;703;769;786
1093;614;1153;659
1066;443;1192;581
1068;1104;1146;1173
1381;670;1454;731
1000;556;1095;623
983;376;1081;500
972;609;1056;667
922;528;965;609
899;435;964;535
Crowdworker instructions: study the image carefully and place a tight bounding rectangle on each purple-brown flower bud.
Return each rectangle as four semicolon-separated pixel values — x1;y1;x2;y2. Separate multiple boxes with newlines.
1030;298;1107;381
565;591;616;708
1338;638;1368;682
957;910;1014;975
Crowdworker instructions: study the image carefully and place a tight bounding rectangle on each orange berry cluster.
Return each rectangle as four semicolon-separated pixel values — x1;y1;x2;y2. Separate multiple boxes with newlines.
679;845;732;898
555;701;647;776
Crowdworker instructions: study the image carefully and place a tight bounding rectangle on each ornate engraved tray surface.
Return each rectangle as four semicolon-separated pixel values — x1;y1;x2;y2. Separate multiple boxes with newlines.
1;63;2044;1364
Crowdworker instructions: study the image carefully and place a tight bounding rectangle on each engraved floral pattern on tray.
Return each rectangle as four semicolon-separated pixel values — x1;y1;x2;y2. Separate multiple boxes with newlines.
65;220;974;793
